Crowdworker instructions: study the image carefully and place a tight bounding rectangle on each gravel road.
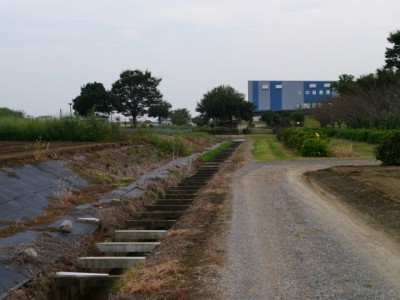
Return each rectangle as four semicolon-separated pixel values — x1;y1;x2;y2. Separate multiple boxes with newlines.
219;159;400;300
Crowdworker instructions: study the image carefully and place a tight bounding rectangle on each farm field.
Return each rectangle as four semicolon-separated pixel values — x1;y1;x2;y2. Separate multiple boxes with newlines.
0;141;131;167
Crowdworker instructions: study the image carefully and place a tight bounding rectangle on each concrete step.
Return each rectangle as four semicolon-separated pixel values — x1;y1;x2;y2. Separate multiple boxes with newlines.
56;272;109;277
114;230;166;241
96;242;160;253
164;193;197;199
177;181;207;187
126;219;176;230
156;199;194;205
167;189;199;194
55;274;122;287
77;257;145;269
191;174;215;178
135;211;183;220
147;205;190;211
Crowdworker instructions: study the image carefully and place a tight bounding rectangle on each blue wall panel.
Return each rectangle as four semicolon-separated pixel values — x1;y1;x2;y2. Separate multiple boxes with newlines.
252;81;259;110
270;81;282;110
303;81;332;103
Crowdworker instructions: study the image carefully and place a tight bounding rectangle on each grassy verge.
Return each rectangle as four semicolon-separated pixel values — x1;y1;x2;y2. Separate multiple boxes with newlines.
304;116;321;128
200;141;233;162
251;134;298;161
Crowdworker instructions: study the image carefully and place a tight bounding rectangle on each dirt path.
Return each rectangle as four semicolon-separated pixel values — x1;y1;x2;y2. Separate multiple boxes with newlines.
219;159;400;299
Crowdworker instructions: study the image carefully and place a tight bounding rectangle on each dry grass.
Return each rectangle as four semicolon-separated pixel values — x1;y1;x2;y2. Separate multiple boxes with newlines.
95;203;137;236
331;144;359;157
115;260;186;299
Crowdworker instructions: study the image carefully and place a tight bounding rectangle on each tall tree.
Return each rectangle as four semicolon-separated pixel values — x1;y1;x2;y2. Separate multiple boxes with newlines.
261;110;277;126
384;29;400;71
330;74;356;96
72;82;115;116
196;85;254;126
111;69;162;127
170;108;191;126
148;99;172;124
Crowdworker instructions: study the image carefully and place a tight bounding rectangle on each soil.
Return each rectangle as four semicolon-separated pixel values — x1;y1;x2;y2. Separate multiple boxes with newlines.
306;165;400;244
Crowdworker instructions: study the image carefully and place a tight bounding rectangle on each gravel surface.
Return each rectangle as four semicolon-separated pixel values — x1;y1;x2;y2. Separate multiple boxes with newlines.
219;159;400;300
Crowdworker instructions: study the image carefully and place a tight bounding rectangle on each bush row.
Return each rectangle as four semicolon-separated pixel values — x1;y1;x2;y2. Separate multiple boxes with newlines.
277;127;330;157
375;131;400;166
320;128;400;144
0;116;121;141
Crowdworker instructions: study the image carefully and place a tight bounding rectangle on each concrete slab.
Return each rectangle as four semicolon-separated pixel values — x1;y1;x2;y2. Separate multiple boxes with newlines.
167;189;199;194
164;194;197;199
135;211;183;220
96;242;160;253
55;275;122;287
77;257;146;269
147;205;190;211
156;199;194;205
126;220;176;230
114;230;166;241
56;272;109;277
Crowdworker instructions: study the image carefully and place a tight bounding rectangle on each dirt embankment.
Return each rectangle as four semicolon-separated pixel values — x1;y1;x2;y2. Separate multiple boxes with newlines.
1;135;217;299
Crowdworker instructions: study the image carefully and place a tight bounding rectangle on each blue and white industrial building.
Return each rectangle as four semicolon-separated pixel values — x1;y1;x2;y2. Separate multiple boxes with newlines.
248;80;336;113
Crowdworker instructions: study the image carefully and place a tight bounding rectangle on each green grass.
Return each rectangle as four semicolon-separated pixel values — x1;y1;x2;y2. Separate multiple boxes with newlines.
200;141;233;162
251;134;298;162
0;116;122;141
304;116;321;128
329;138;375;158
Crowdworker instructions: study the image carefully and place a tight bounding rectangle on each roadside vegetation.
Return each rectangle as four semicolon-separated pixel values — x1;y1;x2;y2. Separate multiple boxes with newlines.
199;141;233;162
0;114;122;142
251;134;297;161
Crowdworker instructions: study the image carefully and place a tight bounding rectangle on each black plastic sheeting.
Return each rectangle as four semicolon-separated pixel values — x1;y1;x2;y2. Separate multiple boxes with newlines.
0;154;200;298
0;161;86;228
0;161;88;298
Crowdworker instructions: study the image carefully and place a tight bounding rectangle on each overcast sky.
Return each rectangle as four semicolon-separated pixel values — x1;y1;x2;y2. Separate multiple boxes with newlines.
0;0;399;117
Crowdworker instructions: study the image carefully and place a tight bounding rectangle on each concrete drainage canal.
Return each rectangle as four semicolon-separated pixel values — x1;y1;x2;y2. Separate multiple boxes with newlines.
53;140;242;299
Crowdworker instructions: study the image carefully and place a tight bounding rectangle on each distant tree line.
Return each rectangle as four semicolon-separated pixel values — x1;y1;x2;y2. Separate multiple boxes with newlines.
313;30;400;130
0;107;25;118
73;70;255;128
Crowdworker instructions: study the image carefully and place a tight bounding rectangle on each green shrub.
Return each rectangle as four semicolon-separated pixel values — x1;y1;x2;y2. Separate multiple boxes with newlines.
374;132;400;165
277;127;325;150
320;128;398;144
277;127;329;157
301;139;330;157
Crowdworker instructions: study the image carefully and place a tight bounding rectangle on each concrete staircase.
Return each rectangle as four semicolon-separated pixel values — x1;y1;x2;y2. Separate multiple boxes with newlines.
54;140;242;299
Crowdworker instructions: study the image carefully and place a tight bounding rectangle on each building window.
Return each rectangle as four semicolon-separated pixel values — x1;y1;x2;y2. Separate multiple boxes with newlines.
324;83;331;88
309;83;317;88
261;84;269;90
275;84;283;89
